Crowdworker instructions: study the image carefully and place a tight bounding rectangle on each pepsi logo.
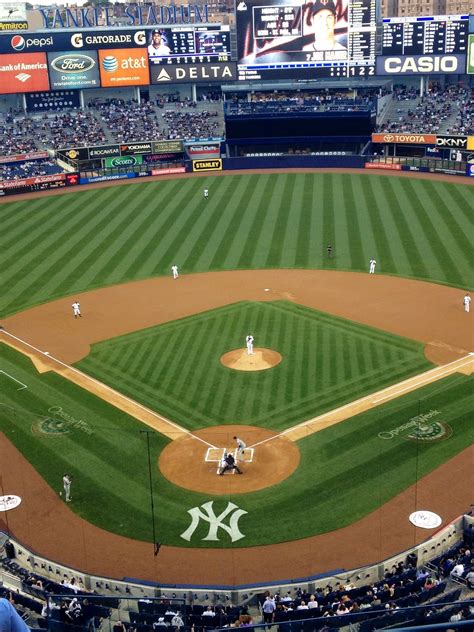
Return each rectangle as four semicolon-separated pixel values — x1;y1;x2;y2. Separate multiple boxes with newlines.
11;35;25;51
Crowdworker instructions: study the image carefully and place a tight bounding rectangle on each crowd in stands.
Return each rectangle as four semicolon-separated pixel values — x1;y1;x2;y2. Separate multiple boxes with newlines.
162;110;222;140
376;85;473;135
93;98;164;142
0;159;63;181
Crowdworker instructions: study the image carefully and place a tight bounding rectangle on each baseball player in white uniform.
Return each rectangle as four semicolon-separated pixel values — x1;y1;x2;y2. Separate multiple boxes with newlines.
204;188;209;199
72;301;81;318
246;334;254;355
62;474;72;502
171;265;179;279
369;259;376;274
234;436;247;461
463;293;471;313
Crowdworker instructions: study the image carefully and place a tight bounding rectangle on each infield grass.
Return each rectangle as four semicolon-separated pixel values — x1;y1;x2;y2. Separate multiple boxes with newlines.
1;343;472;547
76;301;433;431
1;173;472;317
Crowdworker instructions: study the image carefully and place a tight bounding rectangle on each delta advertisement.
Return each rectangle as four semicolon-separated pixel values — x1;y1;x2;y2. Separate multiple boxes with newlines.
47;50;100;89
98;48;149;87
0;52;49;94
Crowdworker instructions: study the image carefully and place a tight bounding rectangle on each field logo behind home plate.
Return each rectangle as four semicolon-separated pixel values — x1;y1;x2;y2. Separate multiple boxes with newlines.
180;501;247;542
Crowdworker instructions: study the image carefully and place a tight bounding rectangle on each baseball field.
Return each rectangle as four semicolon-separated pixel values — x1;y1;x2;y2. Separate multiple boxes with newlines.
0;170;473;584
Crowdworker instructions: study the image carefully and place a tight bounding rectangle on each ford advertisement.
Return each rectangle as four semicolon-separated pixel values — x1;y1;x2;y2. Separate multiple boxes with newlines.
47;50;100;89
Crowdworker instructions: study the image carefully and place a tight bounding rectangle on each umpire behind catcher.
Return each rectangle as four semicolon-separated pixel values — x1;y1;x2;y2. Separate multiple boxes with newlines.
219;452;243;475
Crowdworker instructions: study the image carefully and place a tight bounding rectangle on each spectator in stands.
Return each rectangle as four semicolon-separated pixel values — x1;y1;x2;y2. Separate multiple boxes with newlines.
307;594;318;609
202;606;215;618
171;612;184;630
465;565;474;588
262;594;276;624
450;561;464;579
153;617;169;629
0;598;29;632
113;622;127;632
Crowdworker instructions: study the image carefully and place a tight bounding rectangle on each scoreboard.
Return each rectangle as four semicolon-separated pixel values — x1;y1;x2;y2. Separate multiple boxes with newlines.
381;14;468;56
147;25;231;65
236;0;377;81
377;14;469;75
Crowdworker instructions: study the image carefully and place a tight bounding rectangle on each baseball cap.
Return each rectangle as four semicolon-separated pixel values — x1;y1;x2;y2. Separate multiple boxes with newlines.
310;0;337;15
152;29;161;35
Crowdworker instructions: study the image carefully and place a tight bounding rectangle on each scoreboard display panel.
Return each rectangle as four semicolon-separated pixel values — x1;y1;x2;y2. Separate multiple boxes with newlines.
147;25;231;65
381;14;469;56
378;14;469;75
236;0;377;80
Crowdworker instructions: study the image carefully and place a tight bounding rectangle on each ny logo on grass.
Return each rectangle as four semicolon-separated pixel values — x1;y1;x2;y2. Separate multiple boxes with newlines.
180;501;247;542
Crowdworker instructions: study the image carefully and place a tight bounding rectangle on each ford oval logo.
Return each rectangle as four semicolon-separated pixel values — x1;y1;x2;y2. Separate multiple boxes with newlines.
51;53;95;73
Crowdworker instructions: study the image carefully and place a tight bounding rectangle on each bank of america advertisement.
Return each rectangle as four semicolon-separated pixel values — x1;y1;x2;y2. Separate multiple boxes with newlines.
47;50;100;89
0;52;49;93
468;35;474;75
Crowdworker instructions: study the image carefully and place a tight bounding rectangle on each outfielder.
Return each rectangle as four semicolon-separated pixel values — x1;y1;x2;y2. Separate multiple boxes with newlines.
246;334;254;355
204;188;209;199
72;301;81;318
463;293;471;313
171;264;179;279
369;258;376;274
62;474;72;502
234;436;247;461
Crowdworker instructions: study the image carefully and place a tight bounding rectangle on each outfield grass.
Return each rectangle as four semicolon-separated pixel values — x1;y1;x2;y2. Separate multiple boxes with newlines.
76;301;432;431
1;343;471;547
1;173;472;317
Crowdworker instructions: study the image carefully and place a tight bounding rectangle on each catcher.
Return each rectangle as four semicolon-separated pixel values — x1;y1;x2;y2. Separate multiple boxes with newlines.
218;452;243;475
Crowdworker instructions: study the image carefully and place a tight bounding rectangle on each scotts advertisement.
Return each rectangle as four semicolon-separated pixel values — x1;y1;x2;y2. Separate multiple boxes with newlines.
186;143;220;158
98;48;149;87
150;62;237;84
120;142;152;156
376;54;466;75
105;155;143;168
0;52;50;94
0;29;147;54
47;50;100;89
152;140;183;153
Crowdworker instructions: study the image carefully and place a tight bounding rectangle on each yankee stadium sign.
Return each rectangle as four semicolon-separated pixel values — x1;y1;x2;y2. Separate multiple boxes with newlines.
38;4;209;29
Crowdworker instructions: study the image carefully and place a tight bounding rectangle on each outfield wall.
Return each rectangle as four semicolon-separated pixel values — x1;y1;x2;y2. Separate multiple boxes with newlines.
1;515;470;602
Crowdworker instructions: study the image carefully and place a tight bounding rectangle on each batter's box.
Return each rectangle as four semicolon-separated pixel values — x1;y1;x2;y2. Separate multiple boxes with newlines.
205;447;254;463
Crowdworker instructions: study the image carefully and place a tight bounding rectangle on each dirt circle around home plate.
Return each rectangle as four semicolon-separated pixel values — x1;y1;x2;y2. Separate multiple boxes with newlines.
159;425;300;494
220;347;283;371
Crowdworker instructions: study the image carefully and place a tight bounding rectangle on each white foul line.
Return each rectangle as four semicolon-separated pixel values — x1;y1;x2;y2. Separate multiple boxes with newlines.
0;331;217;449
0;370;27;391
249;353;473;449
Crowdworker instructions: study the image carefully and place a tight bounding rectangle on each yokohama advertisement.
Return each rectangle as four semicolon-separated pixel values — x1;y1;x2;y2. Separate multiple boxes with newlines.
0;52;49;93
0;173;78;196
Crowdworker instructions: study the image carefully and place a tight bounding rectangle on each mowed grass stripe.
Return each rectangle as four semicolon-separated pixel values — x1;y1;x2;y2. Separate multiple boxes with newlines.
2;196;64;248
85;181;184;286
356;176;396;272
280;174;308;267
206;175;261;269
400;179;463;286
382;177;430;279
265;174;297;268
422;181;472;261
294;174;315;267
235;175;283;268
446;184;474;223
117;180;194;279
341;175;365;270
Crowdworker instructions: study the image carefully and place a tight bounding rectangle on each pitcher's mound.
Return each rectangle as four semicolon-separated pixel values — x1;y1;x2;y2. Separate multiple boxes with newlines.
221;348;282;371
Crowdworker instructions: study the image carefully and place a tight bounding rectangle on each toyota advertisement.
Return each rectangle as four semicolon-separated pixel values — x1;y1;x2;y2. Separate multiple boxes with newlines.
47;50;100;89
0;52;50;93
98;48;150;87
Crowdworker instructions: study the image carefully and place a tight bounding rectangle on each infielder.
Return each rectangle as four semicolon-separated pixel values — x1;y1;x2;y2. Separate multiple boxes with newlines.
203;188;209;199
463;293;471;313
246;334;254;355
171;264;179;279
234;436;247;461
71;301;81;318
369;258;376;274
62;474;72;502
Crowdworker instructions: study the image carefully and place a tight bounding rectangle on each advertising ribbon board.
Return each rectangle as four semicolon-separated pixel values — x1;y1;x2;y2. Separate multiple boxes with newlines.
192;159;222;172
47;50;100;89
376;54;466;75
150;62;237;84
186;143;220;158
365;162;402;171
98;48;149;87
0;151;49;164
0;29;147;54
120;142;152;156
371;133;436;145
89;145;120;160
435;135;468;149
151;167;186;176
105;155;143;168
0;52;50;94
152;140;183;154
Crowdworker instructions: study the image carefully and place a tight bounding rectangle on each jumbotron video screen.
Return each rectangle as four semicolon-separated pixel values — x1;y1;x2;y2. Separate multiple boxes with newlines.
236;0;376;80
